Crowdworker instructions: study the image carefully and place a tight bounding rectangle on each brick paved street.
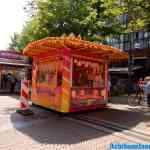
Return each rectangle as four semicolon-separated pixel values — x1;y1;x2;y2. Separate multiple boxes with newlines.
78;95;150;136
0;95;149;150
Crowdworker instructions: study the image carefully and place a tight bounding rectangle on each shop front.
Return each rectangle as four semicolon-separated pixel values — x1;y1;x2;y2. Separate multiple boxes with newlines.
0;51;31;94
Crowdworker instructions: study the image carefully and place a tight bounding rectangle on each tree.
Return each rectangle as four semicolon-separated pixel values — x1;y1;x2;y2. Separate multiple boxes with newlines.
23;0;125;39
116;0;150;32
9;0;150;51
8;33;19;50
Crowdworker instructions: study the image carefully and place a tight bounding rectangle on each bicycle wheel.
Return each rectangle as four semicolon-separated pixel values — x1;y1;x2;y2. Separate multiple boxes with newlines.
138;93;145;106
128;93;139;106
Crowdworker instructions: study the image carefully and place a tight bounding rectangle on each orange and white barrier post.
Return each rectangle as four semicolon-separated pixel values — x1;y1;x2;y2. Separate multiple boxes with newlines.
17;80;33;115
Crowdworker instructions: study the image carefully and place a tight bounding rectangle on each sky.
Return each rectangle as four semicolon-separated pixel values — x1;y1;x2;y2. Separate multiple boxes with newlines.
0;0;28;50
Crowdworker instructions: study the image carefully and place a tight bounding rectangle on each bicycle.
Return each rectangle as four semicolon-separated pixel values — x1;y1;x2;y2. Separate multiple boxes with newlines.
128;87;145;106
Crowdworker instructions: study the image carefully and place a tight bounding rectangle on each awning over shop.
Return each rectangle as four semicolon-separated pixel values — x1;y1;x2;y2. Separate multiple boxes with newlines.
109;66;142;74
0;60;31;67
23;36;128;62
0;51;31;68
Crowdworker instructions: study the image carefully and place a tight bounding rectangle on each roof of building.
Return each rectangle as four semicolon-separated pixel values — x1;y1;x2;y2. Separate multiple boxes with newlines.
0;50;31;67
23;36;128;62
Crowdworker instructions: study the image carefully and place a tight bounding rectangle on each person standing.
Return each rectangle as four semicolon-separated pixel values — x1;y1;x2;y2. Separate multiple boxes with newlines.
144;77;150;107
6;73;16;94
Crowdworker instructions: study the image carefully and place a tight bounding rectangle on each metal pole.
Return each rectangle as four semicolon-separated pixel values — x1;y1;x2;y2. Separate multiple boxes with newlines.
128;32;133;94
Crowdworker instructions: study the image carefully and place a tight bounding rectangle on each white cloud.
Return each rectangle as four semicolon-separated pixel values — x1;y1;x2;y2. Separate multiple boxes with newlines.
0;0;28;50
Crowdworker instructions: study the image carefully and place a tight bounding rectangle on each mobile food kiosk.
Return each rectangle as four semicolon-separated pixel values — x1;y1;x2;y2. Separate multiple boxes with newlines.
23;36;128;113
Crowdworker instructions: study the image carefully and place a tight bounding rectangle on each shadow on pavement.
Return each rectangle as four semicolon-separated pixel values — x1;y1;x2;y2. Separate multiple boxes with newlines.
76;107;150;129
10;106;106;144
9;103;150;145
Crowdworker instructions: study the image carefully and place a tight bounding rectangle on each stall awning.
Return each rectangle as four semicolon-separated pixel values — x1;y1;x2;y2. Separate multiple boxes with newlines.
23;36;128;62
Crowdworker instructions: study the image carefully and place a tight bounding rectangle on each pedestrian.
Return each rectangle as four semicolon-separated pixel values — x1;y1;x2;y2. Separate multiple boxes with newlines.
6;73;16;94
138;78;144;93
144;76;150;107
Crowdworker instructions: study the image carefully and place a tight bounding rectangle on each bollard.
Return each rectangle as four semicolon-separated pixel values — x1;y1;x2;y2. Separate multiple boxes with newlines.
16;80;33;116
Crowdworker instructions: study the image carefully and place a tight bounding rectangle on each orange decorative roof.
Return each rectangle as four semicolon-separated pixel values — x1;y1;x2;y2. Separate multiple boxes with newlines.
23;36;128;62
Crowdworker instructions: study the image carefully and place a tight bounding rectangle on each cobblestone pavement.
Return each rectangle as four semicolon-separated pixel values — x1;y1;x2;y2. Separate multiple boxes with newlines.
0;95;148;150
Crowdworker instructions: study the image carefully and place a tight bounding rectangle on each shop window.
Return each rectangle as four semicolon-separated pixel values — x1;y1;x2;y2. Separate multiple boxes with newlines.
72;58;105;88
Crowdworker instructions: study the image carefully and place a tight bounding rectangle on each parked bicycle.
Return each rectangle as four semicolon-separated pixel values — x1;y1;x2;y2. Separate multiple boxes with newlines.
128;79;145;106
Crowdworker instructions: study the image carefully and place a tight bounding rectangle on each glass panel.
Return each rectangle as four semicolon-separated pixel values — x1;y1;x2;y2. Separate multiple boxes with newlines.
124;42;130;50
139;31;144;39
120;35;124;42
148;40;150;48
134;41;141;49
119;43;123;50
144;32;148;38
148;32;150;37
124;34;129;42
133;32;139;40
139;40;143;48
114;44;119;48
143;39;148;48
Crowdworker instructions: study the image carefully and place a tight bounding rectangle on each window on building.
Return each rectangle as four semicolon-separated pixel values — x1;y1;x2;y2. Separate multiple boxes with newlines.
134;32;139;40
119;43;123;50
144;32;148;38
124;34;129;42
124;42;130;50
139;31;144;40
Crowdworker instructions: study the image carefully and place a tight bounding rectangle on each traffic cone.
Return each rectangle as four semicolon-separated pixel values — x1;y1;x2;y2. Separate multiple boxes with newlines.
16;80;33;116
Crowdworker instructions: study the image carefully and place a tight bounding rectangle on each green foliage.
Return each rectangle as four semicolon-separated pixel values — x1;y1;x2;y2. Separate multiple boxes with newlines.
121;0;150;32
8;33;19;50
9;0;150;51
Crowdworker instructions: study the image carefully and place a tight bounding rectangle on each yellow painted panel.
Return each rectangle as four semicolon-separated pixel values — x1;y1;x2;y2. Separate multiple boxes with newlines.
60;89;70;113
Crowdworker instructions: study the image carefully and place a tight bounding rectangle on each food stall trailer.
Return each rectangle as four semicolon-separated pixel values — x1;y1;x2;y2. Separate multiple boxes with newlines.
23;36;128;113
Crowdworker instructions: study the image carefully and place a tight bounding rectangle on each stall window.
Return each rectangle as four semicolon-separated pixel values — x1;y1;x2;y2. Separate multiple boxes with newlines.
36;61;61;86
72;58;105;87
36;67;56;84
